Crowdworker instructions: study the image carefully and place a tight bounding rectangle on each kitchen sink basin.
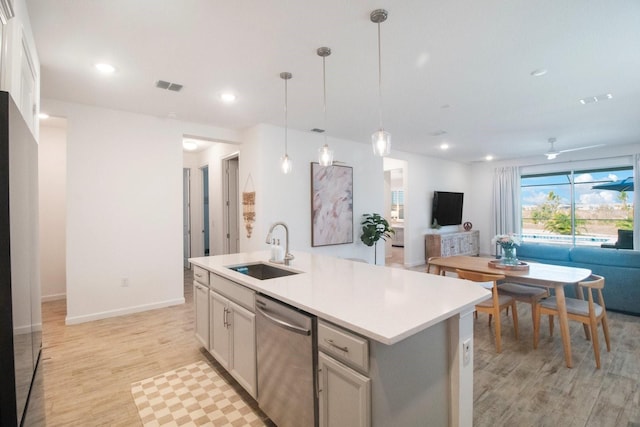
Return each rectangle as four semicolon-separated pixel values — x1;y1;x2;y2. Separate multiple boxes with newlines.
227;262;300;280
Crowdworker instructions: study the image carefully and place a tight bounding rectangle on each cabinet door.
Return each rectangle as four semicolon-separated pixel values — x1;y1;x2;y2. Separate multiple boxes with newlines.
229;301;257;398
318;352;371;427
209;291;231;369
194;282;209;348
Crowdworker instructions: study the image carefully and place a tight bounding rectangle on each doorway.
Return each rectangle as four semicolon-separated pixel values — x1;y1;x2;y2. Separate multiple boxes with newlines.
384;159;407;267
201;165;210;256
223;155;240;254
183;168;191;267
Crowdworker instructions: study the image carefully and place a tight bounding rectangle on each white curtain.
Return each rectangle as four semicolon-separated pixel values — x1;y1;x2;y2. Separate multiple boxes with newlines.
634;154;640;250
491;166;522;241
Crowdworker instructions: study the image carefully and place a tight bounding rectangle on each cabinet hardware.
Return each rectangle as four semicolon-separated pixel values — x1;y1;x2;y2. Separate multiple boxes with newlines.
223;307;229;328
324;338;349;352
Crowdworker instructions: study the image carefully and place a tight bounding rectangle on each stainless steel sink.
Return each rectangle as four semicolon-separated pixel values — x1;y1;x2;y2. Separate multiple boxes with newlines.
227;262;300;280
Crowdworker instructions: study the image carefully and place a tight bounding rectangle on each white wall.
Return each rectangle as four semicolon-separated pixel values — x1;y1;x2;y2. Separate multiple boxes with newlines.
469;142;640;254
38;121;67;301
42;98;241;324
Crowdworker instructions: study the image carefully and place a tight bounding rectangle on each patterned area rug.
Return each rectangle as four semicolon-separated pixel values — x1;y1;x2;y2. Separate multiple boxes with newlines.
131;360;266;426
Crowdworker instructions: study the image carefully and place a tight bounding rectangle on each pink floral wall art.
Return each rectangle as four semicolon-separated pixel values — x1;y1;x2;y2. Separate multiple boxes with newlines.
311;163;353;246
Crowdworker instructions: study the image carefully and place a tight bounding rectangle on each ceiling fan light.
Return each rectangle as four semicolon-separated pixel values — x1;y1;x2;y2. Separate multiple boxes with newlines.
372;129;391;156
546;152;558;160
318;144;334;166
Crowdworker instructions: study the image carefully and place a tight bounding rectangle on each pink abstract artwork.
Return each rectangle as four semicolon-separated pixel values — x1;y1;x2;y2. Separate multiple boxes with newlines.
311;163;353;246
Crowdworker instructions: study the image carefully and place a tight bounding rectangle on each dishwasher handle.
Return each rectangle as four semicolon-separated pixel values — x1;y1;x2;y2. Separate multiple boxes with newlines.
256;306;311;336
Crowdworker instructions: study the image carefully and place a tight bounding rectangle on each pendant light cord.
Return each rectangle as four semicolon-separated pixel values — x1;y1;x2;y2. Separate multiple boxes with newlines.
284;77;288;154
377;21;383;129
323;55;328;145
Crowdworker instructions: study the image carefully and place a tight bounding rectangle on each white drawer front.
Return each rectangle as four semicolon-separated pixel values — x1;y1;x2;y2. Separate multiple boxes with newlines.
210;273;254;311
193;266;209;286
318;320;369;373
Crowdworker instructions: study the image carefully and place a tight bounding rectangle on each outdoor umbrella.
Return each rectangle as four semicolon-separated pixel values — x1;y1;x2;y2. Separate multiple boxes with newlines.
592;177;634;192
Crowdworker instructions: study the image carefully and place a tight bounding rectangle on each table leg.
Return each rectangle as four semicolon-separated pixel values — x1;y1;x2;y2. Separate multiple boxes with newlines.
555;286;573;368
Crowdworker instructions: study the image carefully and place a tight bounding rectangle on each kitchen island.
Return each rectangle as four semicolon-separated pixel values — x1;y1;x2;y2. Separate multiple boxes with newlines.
190;251;490;427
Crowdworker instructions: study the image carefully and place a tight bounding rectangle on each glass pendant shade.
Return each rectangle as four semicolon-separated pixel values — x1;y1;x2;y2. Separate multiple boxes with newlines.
318;144;334;166
280;71;293;174
281;154;292;174
372;129;391;156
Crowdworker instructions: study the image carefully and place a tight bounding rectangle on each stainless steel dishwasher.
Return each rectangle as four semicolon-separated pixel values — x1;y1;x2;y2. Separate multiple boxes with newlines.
255;294;317;427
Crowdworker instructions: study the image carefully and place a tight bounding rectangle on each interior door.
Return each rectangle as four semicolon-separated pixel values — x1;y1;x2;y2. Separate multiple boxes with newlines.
182;168;190;268
224;156;239;254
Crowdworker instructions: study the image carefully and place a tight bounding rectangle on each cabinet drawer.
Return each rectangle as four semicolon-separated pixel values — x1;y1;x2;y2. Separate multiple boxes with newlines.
193;266;209;286
318;320;369;373
210;273;254;311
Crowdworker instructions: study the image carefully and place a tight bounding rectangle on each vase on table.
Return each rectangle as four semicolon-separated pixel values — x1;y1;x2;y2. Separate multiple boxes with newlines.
501;245;518;265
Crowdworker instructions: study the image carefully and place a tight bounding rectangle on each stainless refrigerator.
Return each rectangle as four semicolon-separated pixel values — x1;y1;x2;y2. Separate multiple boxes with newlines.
0;90;43;426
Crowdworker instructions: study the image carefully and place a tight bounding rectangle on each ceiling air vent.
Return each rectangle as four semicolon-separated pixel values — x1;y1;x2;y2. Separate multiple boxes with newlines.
155;80;183;92
310;128;325;133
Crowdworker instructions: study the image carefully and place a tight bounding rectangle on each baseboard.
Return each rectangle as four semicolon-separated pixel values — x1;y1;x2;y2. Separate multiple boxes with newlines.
65;298;186;325
404;259;426;268
42;293;66;302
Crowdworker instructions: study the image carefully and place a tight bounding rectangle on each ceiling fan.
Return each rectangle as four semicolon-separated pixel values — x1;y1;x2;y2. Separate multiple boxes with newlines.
545;138;605;160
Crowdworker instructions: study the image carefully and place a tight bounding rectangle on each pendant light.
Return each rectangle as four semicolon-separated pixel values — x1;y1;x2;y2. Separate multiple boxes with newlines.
280;72;293;174
317;46;334;167
371;9;391;157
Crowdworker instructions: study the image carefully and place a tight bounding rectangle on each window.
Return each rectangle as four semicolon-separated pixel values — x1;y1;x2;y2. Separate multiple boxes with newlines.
521;167;634;246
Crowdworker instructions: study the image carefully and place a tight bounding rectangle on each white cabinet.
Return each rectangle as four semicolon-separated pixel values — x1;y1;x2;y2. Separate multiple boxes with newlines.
425;230;479;261
193;266;210;348
318;321;371;427
318;352;370;427
209;274;257;398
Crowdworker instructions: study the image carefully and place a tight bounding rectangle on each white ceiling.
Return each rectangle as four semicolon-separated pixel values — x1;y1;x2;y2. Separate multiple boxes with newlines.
27;0;640;162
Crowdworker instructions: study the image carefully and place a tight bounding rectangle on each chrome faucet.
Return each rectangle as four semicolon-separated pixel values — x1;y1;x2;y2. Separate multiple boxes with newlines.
265;222;295;266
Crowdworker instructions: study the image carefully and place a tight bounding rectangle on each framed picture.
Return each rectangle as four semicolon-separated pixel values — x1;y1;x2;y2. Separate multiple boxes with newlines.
311;163;353;247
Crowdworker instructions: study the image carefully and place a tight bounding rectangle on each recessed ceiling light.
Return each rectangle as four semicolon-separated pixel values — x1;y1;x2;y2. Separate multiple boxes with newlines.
183;140;198;151
94;63;116;74
38;113;50;119
485;155;494;161
530;68;548;77
220;92;237;103
440;143;449;150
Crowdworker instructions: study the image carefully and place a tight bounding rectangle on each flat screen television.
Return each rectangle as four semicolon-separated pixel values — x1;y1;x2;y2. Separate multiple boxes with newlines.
431;191;464;226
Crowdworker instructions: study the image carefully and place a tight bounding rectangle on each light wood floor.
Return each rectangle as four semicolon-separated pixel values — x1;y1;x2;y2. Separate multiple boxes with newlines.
39;267;640;426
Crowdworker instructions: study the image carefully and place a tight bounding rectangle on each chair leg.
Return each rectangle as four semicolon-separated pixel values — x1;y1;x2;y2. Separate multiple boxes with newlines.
601;314;611;352
488;313;492;326
589;318;601;369
510;302;519;340
583;324;591;341
494;308;502;353
533;305;541;349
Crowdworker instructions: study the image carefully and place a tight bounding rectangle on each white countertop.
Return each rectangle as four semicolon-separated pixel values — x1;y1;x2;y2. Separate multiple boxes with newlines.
189;251;491;345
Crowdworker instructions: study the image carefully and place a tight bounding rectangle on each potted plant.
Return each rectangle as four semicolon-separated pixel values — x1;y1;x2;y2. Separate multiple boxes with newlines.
360;213;395;264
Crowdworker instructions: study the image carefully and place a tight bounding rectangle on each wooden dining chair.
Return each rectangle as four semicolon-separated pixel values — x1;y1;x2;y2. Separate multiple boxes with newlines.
456;269;519;353
498;282;548;327
426;257;445;275
534;274;611;368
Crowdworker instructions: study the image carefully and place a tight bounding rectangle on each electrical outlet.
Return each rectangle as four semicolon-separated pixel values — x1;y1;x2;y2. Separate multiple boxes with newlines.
121;278;129;287
462;339;471;366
